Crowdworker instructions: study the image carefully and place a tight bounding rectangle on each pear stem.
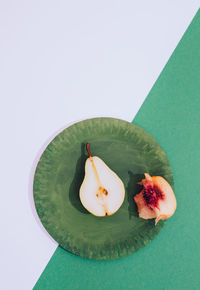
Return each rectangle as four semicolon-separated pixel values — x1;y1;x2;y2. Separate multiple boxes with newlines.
86;143;92;157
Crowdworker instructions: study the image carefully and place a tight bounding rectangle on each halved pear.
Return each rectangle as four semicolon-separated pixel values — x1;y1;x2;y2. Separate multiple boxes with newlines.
79;143;125;217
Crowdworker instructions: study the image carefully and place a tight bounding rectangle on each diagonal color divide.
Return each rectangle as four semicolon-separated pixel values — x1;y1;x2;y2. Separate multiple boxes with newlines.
34;9;200;290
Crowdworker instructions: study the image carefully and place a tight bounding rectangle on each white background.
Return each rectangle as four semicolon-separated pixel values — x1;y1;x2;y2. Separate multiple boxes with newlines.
0;1;199;289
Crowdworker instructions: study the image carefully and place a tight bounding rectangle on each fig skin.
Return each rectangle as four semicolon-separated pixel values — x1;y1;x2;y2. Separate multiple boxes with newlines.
134;173;177;225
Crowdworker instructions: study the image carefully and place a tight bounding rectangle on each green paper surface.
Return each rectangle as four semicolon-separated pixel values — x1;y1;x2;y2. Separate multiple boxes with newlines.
34;10;200;290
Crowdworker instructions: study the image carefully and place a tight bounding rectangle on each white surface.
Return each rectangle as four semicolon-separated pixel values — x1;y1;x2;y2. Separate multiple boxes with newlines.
0;1;199;289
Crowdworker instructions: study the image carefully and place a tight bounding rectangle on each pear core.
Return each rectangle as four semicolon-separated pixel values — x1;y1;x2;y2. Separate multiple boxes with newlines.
79;144;125;217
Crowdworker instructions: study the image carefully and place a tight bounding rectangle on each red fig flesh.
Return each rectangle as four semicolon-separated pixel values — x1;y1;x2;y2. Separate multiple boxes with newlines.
134;174;177;225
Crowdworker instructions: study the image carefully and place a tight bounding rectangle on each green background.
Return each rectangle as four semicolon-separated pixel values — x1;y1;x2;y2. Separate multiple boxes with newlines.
34;9;200;290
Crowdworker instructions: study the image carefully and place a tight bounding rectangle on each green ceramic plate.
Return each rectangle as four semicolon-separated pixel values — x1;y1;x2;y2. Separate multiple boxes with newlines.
33;117;173;260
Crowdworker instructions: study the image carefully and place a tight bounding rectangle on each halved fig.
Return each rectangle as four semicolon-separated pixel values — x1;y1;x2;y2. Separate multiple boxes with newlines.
134;173;177;225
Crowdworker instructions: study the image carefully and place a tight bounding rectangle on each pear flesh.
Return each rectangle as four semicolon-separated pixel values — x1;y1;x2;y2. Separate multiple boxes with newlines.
80;156;125;217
